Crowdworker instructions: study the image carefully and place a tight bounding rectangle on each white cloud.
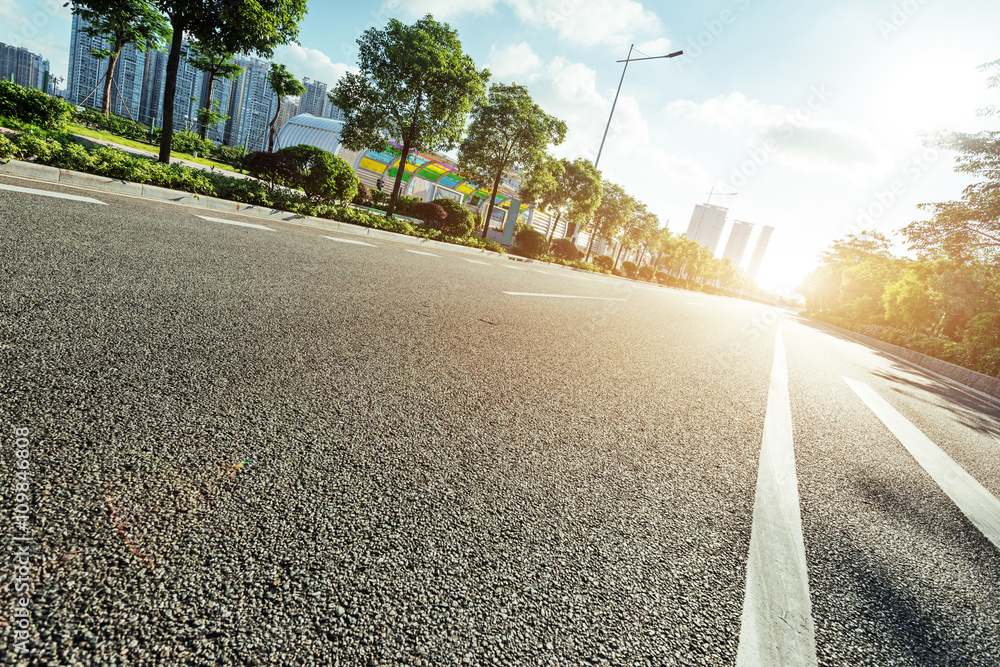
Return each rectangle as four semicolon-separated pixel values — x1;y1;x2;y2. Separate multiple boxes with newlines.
666;92;788;128
487;42;542;82
635;38;672;56
388;0;663;48
273;44;358;88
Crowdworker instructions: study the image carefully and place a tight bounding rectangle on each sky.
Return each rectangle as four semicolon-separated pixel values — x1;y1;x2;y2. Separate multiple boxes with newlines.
2;0;998;294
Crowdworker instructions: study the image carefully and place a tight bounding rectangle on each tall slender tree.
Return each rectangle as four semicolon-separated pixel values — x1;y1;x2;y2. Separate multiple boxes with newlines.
71;1;170;117
151;0;308;163
583;180;634;263
459;83;567;239
329;15;489;218
521;156;602;243
266;63;305;152
187;40;243;140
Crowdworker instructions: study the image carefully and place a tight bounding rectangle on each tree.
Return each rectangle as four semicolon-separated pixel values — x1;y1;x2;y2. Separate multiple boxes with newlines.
151;0;308;163
267;63;305;152
71;1;170;117
648;226;674;274
329;14;489;218
187;40;243;140
903;59;1000;261
583;180;634;262
521;156;602;243
458;83;567;239
276;144;359;205
615;202;657;270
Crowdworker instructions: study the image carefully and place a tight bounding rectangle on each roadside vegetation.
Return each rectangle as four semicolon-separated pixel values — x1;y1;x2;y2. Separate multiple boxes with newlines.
800;59;1000;378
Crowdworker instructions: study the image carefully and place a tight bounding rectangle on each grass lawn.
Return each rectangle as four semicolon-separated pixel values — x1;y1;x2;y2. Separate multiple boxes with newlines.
67;124;241;173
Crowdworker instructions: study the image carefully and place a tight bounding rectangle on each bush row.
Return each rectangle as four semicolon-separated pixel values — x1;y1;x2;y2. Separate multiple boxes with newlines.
0;126;505;255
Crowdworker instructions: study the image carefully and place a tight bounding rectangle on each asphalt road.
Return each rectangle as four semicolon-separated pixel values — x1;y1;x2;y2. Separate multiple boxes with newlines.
1;175;999;666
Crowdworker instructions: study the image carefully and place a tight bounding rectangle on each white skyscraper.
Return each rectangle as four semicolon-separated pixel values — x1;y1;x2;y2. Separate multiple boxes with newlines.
746;225;775;283
684;204;728;254
722;220;754;266
225;56;277;152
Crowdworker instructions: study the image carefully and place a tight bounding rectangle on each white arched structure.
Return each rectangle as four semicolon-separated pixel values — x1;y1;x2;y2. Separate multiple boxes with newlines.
274;114;344;155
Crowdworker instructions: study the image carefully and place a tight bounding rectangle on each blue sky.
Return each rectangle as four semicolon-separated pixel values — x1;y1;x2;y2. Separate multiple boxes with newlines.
3;0;998;293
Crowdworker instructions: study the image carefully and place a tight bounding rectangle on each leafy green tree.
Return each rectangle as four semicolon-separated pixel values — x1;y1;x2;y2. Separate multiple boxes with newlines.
329;14;489;218
883;264;937;332
276;144;359;205
266;63;305;152
648;226;674;274
187;40;243;140
615;202;657;269
151;0;308;163
583;180;633;262
70;1;170;117
520;156;600;242
904;59;1000;261
459;83;567;239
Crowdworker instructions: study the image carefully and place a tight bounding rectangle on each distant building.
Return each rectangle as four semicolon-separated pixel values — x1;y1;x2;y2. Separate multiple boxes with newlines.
225;56;277;152
722;220;754;267
1;42;50;91
67;14;145;119
745;225;775;283
684;203;728;255
299;78;327;117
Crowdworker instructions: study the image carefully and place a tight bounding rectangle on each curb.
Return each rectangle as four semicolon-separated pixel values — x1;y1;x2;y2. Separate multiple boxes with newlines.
809;319;1000;405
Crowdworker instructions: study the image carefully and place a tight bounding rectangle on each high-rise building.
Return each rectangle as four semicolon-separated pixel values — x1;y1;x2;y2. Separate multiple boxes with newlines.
722;220;754;266
1;42;50;91
68;14;146;119
299;78;327;117
684;203;728;255
745;225;775;283
225;55;277;152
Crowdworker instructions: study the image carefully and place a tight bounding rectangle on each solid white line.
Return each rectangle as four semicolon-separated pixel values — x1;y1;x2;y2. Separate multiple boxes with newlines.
406;250;440;257
844;377;1000;550
0;183;107;204
322;235;376;247
737;326;817;667
196;215;274;231
501;292;626;301
458;258;488;265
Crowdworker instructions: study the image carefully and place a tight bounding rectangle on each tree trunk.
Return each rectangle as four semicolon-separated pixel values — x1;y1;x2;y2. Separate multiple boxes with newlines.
101;44;123;116
584;224;596;262
547;209;563;242
268;96;282;153
481;171;503;239
159;24;185;164
613;243;624;271
386;131;412;218
199;73;216;141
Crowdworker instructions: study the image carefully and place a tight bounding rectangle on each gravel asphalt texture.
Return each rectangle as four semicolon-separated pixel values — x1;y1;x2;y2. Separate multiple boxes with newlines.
1;175;999;666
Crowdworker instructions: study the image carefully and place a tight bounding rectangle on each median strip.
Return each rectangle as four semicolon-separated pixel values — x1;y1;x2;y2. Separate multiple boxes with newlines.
195;215;274;231
844;377;1000;550
737;326;818;667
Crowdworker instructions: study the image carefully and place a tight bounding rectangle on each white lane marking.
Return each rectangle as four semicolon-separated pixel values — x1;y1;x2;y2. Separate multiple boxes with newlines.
533;269;553;275
500;265;526;271
406;250;440;257
196;215;274;231
561;274;592;281
738;326;817;667
502;292;626;301
322;235;376;247
458;258;488;265
0;183;107;204
845;377;1000;550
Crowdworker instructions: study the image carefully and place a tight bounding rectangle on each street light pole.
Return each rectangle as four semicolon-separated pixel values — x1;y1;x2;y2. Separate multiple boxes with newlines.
594;45;683;169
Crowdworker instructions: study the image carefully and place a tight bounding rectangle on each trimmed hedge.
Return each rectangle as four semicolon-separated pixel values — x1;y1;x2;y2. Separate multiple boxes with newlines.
512;227;548;259
549;237;582;260
0;80;73;130
431;198;475;237
592;255;614;270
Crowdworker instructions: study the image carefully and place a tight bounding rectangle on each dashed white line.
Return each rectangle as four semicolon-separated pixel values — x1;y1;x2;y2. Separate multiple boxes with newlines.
845;377;1000;550
406;250;440;257
501;264;526;271
737;326;817;667
322;235;376;247
0;183;107;204
458;258;488;265
502;292;626;301
196;215;274;231
533;269;553;275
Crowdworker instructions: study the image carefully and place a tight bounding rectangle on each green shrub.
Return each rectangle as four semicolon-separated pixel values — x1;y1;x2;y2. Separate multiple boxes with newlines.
243;151;296;188
592;255;614;270
655;271;675;286
621;260;638;278
637;265;654;281
549;237;582;260
512;227;549;258
10;132;61;161
74;107;154;143
0;80;73;130
276;144;359;205
209;143;244;167
409;201;448;226
0;134;22;160
352;182;372;206
170;131;215;157
431;198;475;237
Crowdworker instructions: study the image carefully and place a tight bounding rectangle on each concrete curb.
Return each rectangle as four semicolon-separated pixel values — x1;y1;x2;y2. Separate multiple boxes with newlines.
810;319;1000;404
